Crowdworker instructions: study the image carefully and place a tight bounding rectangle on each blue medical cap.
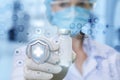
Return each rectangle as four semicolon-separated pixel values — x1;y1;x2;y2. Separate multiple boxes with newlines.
45;0;97;3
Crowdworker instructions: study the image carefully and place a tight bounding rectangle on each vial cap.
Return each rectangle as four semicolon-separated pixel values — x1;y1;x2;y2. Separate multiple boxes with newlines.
58;28;71;35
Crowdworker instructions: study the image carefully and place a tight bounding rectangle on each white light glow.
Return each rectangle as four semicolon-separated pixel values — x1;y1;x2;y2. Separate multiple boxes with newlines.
33;47;44;57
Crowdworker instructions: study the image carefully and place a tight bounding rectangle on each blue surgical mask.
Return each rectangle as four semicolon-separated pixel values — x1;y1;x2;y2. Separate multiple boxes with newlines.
51;6;91;37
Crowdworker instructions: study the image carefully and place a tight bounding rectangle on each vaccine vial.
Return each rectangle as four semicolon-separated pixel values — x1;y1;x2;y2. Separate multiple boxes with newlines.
58;29;72;67
52;29;72;80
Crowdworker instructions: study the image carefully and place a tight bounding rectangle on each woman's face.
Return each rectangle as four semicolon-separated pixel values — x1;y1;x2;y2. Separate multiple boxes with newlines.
51;0;93;12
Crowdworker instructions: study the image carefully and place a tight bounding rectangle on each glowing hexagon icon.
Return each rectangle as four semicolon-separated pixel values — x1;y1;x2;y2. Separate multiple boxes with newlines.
26;39;50;64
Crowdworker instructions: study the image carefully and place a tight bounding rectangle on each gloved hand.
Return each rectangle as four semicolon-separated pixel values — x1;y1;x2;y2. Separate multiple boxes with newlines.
24;51;62;80
24;36;64;80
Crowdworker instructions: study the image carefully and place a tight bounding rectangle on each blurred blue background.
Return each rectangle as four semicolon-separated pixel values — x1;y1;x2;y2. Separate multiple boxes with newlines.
0;0;120;80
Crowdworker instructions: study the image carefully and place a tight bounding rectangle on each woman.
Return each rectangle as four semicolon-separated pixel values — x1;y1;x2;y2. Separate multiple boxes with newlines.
45;0;120;80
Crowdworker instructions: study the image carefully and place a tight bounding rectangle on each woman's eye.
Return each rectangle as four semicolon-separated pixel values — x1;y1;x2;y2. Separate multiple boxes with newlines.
59;3;70;8
76;2;93;9
76;2;86;7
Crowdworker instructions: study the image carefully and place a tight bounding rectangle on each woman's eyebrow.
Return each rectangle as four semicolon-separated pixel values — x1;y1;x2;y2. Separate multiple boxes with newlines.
77;0;90;3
